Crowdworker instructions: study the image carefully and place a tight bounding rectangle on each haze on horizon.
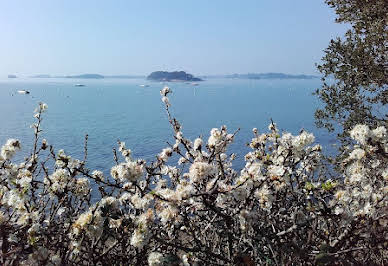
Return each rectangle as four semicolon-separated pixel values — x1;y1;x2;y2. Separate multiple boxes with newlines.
0;0;348;77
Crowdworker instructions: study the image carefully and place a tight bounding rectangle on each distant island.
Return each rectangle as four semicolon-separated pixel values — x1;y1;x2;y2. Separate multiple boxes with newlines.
31;74;51;78
65;74;104;79
224;73;318;80
30;74;145;79
104;75;145;79
147;71;202;82
27;72;317;80
8;74;17;78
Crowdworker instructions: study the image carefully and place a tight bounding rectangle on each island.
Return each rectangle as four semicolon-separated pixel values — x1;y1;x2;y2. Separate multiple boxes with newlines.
147;71;202;82
65;74;104;79
225;73;318;80
105;75;145;79
8;74;17;78
31;74;51;78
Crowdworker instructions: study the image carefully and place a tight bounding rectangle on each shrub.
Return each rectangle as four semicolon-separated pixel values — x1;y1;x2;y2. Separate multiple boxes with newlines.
0;88;387;265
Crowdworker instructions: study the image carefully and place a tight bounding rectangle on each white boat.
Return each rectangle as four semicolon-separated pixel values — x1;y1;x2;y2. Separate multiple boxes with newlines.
17;90;30;94
75;84;85;87
139;84;150;87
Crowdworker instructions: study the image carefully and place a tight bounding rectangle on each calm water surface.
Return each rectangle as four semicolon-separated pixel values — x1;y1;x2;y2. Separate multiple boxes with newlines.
0;78;334;175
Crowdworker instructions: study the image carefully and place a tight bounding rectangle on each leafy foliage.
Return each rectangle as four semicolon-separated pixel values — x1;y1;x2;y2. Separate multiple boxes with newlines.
315;0;388;138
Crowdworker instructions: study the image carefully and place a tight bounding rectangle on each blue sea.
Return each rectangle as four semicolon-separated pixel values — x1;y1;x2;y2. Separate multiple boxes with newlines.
0;78;335;176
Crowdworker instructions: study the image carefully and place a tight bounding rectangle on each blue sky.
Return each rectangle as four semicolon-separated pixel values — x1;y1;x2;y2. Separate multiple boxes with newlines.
0;0;348;76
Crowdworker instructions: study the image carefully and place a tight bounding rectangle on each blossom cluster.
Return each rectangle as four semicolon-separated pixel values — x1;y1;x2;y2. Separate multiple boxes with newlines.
0;89;386;265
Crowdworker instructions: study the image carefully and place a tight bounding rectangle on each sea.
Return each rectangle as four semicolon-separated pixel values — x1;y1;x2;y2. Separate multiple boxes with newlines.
0;78;336;178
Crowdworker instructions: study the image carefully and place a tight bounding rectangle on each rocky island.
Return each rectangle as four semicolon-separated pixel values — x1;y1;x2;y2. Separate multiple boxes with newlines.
147;71;202;82
225;73;318;79
65;74;104;79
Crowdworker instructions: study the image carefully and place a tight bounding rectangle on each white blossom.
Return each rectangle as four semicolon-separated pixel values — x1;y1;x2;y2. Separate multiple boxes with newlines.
193;138;203;150
148;252;165;266
188;161;217;183
1;139;21;160
350;124;370;145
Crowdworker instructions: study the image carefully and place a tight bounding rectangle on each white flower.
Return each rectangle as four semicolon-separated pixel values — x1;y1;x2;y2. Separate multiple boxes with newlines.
92;170;104;182
268;165;285;177
130;228;148;248
55;149;73;168
208;128;224;149
371;126;387;140
334;206;344;215
119;192;132;203
16;175;32;190
176;131;183;140
334;190;346;201
100;196;119;209
111;161;144;182
3;189;25;210
158;204;179;224
268;122;277;131
73;211;93;235
39;102;48;112
158;147;172;162
161;96;170;106
247;162;260;175
45;169;71;194
74;178;90;196
193;138;203;150
188;162;217;183
148;252;164;266
27;223;40;235
1;139;21;160
160;86;170;96
178;157;187;165
131;193;152;209
175;181;194;199
57;207;67;217
254;184;273;210
348;148;366;160
346;161;366;184
292;131;315;149
349;124;370;145
136;209;154;227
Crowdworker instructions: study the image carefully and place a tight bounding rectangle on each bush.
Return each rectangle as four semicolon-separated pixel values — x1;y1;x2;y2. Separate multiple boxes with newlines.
0;88;387;265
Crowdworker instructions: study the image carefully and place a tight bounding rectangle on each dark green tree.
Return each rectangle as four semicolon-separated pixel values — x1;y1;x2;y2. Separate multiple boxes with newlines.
315;0;387;140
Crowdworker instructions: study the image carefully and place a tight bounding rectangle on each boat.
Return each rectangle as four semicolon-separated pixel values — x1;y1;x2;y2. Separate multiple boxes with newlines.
139;84;150;87
75;84;85;87
17;90;30;94
192;83;199;86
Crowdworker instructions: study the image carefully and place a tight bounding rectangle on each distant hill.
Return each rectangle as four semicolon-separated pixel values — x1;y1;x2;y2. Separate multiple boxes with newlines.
65;74;104;79
8;74;17;78
225;73;318;79
104;75;145;79
31;74;51;78
147;71;202;81
30;74;144;79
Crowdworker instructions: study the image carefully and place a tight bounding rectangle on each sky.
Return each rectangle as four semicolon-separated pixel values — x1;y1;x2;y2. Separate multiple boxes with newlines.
0;0;348;76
